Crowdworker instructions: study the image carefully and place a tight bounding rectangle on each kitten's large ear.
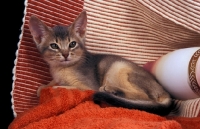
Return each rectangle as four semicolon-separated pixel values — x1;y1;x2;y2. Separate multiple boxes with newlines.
28;15;50;44
72;10;87;38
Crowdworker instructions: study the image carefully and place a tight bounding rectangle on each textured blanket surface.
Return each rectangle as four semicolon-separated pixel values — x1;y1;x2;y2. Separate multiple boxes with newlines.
9;88;200;129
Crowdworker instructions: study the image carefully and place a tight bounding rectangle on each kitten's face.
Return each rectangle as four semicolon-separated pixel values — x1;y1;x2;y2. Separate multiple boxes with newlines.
39;25;85;67
29;11;87;67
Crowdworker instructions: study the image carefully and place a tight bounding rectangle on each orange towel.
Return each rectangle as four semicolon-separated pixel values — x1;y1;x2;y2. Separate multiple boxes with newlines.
9;87;200;129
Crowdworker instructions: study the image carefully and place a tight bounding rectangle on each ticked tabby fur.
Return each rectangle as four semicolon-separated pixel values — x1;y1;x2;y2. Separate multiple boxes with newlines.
29;11;172;116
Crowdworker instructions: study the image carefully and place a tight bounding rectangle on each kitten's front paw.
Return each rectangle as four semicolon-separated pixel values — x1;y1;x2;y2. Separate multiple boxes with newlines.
52;86;78;90
37;85;48;97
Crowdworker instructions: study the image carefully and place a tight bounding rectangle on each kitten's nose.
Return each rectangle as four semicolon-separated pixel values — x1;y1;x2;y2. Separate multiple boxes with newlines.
62;53;69;59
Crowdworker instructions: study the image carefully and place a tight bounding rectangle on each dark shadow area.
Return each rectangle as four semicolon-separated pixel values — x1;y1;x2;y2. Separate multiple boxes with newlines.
1;0;25;128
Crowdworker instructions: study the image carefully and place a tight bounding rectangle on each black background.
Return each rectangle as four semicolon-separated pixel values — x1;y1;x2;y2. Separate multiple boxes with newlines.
2;0;25;128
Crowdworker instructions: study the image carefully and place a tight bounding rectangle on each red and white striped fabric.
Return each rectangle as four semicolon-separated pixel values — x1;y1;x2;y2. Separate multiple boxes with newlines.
12;0;200;117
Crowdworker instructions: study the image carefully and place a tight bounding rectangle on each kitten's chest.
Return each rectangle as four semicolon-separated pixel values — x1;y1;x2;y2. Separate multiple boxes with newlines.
52;68;79;85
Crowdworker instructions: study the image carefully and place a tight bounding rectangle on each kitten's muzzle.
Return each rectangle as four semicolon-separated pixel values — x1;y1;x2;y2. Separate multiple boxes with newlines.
62;53;69;60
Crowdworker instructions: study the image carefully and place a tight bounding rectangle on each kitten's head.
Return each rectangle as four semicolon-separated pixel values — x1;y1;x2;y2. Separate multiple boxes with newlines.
28;11;87;67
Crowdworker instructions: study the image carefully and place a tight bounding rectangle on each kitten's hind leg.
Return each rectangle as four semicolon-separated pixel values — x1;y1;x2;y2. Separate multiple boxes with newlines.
99;86;125;98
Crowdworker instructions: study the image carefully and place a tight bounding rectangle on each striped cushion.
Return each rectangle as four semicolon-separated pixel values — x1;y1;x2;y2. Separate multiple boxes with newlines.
11;0;200;117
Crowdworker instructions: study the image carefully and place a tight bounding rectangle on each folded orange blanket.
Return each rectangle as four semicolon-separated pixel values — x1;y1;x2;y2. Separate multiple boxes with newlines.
9;87;200;129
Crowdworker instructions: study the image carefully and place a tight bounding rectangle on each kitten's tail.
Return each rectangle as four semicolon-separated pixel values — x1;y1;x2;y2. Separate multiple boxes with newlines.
93;92;172;116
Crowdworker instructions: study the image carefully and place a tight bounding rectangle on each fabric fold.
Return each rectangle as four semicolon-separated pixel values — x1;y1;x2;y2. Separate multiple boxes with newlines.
9;87;200;129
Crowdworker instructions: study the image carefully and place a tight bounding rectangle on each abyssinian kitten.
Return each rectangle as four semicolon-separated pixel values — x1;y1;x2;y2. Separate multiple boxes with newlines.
29;10;172;116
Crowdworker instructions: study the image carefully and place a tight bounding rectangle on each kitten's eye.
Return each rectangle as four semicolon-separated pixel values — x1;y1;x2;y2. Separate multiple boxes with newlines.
50;43;59;49
69;41;76;48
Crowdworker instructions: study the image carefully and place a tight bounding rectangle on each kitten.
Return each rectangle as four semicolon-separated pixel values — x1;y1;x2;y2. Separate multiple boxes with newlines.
29;10;172;116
